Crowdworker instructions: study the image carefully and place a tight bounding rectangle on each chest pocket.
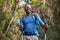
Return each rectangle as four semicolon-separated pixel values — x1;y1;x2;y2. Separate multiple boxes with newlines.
22;15;35;24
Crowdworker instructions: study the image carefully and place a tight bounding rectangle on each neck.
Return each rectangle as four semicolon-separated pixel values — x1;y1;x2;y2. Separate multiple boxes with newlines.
26;13;31;15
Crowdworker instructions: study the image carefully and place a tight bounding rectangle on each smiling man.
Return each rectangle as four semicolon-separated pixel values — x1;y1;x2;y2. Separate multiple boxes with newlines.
19;4;48;40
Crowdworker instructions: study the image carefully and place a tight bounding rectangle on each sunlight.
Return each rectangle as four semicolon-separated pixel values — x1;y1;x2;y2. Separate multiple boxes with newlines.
19;1;26;6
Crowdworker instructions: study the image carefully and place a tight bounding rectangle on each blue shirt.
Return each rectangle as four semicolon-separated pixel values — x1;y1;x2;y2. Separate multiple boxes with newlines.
20;13;44;33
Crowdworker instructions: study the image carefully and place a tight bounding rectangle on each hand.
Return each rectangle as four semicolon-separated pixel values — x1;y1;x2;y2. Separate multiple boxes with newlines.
44;23;48;28
20;24;24;28
44;23;48;33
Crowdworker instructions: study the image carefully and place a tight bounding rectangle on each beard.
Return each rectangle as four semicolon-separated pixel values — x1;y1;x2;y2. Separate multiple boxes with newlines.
25;10;31;15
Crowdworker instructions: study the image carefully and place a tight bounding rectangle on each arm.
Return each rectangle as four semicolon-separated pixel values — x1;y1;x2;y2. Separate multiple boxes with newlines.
19;17;24;31
20;18;24;28
34;13;48;32
34;13;44;27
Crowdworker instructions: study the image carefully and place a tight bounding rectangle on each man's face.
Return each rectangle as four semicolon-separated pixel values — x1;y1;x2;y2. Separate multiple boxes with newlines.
24;4;32;14
25;7;31;14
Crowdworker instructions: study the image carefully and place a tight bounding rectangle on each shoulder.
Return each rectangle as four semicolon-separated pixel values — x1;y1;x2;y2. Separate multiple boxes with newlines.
20;14;26;19
20;16;24;21
32;13;39;17
20;15;26;19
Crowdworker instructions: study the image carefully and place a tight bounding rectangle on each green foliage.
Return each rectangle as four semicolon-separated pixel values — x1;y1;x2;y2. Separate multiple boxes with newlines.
0;31;9;40
7;0;13;5
31;0;43;5
0;9;9;28
0;0;60;40
3;10;9;19
0;0;2;6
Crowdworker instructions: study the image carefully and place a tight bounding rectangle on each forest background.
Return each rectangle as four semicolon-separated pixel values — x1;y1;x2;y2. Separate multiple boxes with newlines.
0;0;60;40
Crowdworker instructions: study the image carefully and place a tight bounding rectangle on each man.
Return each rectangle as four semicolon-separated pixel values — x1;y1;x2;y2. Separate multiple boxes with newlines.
19;4;48;40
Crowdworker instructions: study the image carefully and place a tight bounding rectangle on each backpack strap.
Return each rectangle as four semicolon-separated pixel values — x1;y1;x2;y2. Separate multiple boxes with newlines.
31;13;38;24
32;13;36;22
31;13;40;31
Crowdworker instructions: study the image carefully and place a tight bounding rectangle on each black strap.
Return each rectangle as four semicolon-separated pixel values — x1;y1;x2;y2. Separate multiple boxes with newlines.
23;32;36;35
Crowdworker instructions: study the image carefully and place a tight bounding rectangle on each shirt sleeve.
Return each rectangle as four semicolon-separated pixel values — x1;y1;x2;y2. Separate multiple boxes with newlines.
34;13;44;26
18;17;23;31
20;17;23;25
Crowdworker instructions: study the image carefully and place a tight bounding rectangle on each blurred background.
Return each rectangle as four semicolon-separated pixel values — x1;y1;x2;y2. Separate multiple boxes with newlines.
0;0;60;40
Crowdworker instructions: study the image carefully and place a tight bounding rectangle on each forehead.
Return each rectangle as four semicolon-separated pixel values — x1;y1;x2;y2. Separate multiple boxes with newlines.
25;4;31;9
27;4;31;8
